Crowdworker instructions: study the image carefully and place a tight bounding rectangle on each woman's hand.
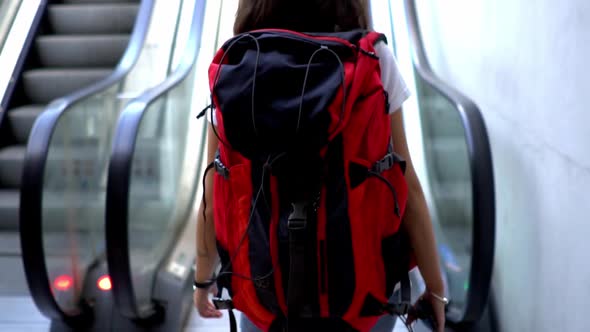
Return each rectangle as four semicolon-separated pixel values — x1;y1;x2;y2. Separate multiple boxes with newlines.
429;292;446;332
193;285;222;318
407;291;446;332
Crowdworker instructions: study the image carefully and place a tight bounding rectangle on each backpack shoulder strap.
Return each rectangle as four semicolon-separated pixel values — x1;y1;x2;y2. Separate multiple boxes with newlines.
362;31;388;46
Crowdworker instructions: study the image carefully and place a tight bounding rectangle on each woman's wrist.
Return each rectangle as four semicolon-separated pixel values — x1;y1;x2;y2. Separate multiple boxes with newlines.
195;268;216;282
193;276;216;290
428;290;449;305
426;282;445;299
194;272;215;283
194;257;218;285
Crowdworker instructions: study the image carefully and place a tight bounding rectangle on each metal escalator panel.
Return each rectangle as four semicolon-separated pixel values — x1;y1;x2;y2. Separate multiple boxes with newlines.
0;1;49;304
105;0;211;324
18;0;155;322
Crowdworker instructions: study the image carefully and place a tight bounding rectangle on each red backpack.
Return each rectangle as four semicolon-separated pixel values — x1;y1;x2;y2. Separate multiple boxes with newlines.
199;29;415;332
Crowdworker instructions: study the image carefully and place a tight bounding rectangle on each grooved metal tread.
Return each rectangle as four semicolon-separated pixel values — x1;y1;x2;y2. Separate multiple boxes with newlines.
0;147;25;189
6;105;45;144
36;34;130;68
49;3;139;35
22;68;112;104
0;190;19;230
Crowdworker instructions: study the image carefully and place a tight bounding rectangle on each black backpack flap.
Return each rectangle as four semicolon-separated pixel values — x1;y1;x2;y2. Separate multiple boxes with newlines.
212;30;356;161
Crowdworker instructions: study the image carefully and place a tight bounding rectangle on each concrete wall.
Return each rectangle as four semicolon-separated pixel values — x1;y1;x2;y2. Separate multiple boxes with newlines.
413;0;590;330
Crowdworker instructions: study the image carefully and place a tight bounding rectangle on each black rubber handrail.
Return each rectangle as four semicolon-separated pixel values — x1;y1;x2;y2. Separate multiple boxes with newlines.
19;0;155;324
105;0;206;320
403;0;496;325
0;1;48;140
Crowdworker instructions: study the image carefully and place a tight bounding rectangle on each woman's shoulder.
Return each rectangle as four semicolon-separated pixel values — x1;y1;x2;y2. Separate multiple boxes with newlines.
373;41;396;65
373;41;399;80
371;40;411;113
373;40;390;53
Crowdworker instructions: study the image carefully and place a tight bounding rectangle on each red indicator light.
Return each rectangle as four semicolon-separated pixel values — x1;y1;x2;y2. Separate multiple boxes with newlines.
97;275;112;291
54;275;73;291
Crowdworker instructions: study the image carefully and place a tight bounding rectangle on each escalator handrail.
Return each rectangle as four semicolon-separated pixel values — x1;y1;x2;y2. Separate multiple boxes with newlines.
19;0;155;322
105;0;206;320
0;0;48;136
404;0;496;324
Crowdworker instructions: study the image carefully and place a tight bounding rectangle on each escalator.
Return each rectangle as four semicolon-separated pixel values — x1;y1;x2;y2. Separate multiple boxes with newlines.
15;0;199;329
0;0;139;298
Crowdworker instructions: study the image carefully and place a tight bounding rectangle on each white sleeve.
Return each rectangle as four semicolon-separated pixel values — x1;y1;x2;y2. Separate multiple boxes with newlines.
204;98;217;126
207;108;217;126
374;42;411;114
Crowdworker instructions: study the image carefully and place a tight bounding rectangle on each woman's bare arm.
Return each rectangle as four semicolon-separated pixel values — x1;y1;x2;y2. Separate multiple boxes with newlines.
390;110;444;295
195;125;221;283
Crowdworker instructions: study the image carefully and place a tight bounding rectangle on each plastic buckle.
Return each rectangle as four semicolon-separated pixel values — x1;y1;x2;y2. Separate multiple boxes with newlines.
214;158;230;179
288;203;308;230
373;154;395;173
212;298;234;310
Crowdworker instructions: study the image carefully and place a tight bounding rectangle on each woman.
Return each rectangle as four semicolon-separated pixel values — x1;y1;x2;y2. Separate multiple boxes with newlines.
194;1;446;331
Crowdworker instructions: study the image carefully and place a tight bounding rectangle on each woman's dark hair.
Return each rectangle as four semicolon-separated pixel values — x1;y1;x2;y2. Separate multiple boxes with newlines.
234;0;369;35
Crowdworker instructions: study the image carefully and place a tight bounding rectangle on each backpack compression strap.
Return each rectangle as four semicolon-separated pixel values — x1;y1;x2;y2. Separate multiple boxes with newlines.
383;269;412;316
212;288;238;332
287;201;312;323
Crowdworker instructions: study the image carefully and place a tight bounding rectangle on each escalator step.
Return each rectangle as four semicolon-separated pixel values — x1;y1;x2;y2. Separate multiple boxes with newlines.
0;190;19;231
37;35;130;68
427;137;470;183
0;146;25;189
420;98;465;138
6;105;45;144
0;231;21;255
49;4;139;35
22;68;111;104
433;181;473;224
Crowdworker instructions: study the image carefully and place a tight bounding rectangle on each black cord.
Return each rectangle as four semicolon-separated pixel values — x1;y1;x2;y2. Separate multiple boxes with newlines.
368;170;400;218
208;154;286;284
210;33;262;147
297;45;347;136
260;152;286;213
399;315;414;332
200;162;215;256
